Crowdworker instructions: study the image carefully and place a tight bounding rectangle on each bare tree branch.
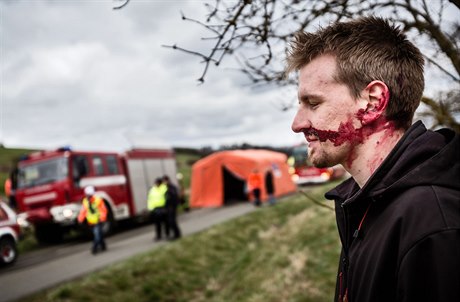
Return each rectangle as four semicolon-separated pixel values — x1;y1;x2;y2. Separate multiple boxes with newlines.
164;0;252;83
113;0;460;130
424;55;460;83
162;44;219;64
113;0;130;10
168;1;458;86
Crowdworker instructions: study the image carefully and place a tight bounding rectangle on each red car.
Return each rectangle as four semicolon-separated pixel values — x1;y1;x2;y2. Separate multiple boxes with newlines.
0;200;20;266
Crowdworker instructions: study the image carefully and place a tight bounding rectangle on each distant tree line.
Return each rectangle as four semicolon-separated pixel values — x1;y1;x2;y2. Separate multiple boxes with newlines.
174;143;293;159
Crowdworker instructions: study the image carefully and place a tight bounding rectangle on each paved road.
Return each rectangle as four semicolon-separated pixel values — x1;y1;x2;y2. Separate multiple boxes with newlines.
0;202;256;302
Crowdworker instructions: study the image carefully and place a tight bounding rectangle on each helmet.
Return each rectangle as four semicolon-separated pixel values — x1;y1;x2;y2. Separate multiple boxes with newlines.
84;186;95;196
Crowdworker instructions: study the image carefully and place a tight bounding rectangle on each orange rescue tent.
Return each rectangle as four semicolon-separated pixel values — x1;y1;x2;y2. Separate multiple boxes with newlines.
190;149;297;208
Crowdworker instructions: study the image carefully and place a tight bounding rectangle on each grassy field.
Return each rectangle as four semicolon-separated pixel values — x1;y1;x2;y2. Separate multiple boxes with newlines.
21;182;341;302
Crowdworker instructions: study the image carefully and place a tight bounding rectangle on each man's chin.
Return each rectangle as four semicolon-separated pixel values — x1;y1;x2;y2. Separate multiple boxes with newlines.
310;155;333;168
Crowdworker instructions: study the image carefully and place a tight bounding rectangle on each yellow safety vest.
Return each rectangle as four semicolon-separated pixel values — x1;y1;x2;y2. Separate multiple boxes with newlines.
83;197;103;224
147;184;167;211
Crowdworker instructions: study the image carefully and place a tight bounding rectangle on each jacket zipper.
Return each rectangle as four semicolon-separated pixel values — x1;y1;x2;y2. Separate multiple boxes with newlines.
340;202;350;301
339;201;372;301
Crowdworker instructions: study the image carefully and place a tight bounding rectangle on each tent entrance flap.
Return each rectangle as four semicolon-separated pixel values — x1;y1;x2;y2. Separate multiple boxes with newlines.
223;166;247;204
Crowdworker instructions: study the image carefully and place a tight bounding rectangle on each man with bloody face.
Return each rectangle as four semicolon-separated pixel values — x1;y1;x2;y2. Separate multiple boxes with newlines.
287;17;459;302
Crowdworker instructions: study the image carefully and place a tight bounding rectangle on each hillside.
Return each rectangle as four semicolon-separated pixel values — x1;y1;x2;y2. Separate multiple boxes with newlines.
21;182;341;302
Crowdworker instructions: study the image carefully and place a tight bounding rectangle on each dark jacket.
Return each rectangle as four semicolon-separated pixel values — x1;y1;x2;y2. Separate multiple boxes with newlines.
165;183;179;209
265;171;275;195
325;121;460;302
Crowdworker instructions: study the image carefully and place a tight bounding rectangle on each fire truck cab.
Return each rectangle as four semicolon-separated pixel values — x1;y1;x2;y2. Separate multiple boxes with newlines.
15;146;178;244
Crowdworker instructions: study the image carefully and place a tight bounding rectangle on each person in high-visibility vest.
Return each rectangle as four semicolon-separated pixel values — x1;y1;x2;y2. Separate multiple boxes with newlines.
78;186;108;254
147;178;168;241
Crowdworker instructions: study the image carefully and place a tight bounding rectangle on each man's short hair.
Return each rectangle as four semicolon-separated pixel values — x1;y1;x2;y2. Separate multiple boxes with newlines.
286;16;424;129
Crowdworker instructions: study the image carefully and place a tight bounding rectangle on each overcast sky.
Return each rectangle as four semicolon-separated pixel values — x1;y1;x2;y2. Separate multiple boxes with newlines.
1;0;302;151
1;0;457;152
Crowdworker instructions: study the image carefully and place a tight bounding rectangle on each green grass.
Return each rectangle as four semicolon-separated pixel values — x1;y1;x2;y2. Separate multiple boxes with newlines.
21;182;341;302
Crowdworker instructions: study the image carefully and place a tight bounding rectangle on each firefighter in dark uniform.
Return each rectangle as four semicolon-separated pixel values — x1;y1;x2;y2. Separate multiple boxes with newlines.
163;175;181;240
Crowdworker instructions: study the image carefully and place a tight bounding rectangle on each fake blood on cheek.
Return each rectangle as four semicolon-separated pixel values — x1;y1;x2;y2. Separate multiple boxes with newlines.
310;119;364;146
307;93;396;169
311;104;393;147
308;111;396;167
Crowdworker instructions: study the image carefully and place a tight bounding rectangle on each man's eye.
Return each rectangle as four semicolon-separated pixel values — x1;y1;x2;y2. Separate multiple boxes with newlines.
299;98;319;108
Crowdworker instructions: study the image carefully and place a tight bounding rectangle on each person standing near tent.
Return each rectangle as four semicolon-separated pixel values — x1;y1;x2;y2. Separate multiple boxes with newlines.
163;175;181;240
77;186;108;254
265;168;276;206
147;178;168;241
247;169;263;206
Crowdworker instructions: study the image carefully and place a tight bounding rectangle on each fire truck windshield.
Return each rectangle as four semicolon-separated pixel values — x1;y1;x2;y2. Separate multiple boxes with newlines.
17;157;68;189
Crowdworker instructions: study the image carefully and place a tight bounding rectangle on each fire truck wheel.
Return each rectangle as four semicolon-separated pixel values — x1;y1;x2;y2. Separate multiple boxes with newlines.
0;237;18;265
35;225;63;244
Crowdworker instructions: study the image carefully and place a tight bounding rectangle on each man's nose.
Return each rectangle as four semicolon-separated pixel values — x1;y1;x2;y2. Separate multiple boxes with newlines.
291;108;310;133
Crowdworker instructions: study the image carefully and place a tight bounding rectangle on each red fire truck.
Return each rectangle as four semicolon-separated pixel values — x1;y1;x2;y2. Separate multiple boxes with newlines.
14;146;178;243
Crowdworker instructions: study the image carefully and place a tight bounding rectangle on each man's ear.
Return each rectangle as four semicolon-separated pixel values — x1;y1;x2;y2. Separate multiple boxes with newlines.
359;81;390;125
